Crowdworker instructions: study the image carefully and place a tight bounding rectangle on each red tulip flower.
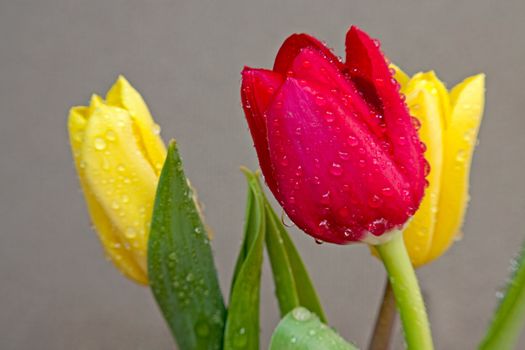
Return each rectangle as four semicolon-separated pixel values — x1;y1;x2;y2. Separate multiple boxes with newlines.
241;26;428;245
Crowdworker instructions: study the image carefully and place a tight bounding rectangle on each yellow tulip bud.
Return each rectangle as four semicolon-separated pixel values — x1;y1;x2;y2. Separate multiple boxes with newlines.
68;76;166;284
371;66;485;267
393;66;485;267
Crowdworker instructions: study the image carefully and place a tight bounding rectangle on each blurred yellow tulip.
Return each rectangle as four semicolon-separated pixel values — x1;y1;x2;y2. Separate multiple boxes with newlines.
68;76;166;284
391;66;485;267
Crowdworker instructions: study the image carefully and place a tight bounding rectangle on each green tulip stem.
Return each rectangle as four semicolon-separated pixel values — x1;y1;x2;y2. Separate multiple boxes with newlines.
376;232;434;350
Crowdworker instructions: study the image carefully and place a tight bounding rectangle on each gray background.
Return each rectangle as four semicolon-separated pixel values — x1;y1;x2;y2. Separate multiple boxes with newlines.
1;0;524;349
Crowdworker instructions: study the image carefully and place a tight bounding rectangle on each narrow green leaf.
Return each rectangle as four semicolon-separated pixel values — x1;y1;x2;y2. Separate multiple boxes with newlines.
265;201;301;315
269;307;358;350
230;181;255;292
262;190;327;323
148;141;226;350
479;241;525;350
223;169;266;350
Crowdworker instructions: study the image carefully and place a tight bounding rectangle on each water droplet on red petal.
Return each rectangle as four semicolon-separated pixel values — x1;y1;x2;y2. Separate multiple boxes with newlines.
368;194;382;208
330;162;343;176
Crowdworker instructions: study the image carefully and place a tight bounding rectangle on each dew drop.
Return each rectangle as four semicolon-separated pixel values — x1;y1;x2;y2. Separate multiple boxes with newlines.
411;116;421;131
338;150;350;160
330;162;343;176
105;130;116;141
368;195;382;208
382;187;394;197
324;110;335;123
195;321;210;338
423;160;431;176
320;191;330;205
152;123;161;135
94;137;107;150
367;218;387;235
315;95;326;106
456;150;467;163
348;135;358;147
125;227;137;239
292;307;311;321
281;211;295;227
186;272;194;282
318;220;329;231
233;328;248;348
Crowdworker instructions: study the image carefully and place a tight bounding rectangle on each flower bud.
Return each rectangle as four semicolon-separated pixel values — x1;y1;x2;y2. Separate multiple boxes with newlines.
241;27;428;244
68;76;166;284
392;67;485;266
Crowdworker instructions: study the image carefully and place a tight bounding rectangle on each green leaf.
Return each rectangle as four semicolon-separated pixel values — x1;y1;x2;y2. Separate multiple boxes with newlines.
479;241;525;350
148;141;226;350
223;169;266;350
261;187;327;323
264;202;301;315
269;307;358;350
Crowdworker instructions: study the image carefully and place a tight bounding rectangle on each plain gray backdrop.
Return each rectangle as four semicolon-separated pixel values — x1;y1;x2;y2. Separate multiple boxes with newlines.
1;0;524;349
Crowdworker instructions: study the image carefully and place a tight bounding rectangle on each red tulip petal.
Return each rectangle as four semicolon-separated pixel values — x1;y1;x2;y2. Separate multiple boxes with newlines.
273;33;344;75
241;67;284;194
287;47;389;140
345;26;426;204
265;77;414;243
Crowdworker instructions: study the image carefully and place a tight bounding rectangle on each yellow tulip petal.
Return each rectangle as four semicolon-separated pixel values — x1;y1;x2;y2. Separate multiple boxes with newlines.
427;74;485;262
414;72;451;129
81;104;159;274
401;77;445;267
88;94;105;114
68;107;147;284
106;76;167;175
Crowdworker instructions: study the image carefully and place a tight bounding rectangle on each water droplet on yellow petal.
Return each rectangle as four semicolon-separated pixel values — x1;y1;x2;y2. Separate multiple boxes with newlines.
125;227;137;239
105;130;116;141
152;123;161;135
94;137;106;150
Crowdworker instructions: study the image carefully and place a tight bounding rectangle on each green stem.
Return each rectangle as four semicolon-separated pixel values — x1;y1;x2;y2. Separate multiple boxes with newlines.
368;278;396;350
376;232;433;350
